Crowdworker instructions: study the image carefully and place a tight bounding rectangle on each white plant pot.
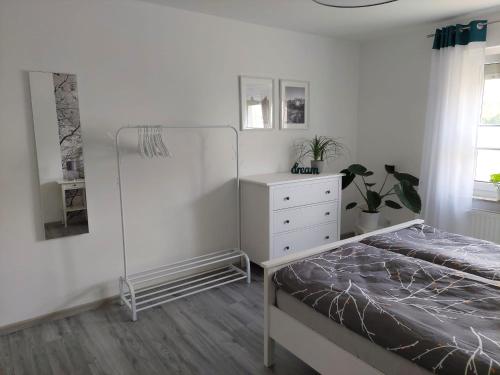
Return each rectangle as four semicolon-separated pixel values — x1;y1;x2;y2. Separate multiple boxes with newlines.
497;187;500;202
358;211;380;231
311;160;325;174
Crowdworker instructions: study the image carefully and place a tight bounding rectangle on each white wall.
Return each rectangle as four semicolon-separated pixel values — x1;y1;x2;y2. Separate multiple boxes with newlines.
357;10;500;226
0;0;359;327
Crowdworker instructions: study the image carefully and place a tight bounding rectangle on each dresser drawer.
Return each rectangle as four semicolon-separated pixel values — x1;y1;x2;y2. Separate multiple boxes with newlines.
273;202;338;234
272;222;338;258
272;180;338;210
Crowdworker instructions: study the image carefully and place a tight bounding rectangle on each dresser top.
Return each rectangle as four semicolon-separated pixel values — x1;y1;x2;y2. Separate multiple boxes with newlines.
240;172;343;186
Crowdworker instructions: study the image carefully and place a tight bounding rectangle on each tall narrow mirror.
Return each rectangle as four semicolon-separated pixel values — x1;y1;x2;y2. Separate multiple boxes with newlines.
29;72;89;240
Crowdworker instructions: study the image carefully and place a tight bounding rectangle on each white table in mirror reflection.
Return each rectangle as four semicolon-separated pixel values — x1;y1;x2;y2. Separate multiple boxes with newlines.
58;179;87;227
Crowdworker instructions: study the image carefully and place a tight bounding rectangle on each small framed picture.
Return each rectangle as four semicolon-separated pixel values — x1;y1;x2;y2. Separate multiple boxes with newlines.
280;80;309;130
239;76;274;131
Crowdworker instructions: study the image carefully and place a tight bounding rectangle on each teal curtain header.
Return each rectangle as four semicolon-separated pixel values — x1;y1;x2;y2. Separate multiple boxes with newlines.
433;20;488;50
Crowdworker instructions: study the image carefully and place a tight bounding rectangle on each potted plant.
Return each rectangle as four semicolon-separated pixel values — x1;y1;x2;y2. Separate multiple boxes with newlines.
491;173;500;201
341;164;422;230
296;136;345;174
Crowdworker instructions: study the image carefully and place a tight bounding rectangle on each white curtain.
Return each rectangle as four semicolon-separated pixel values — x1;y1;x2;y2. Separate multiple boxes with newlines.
420;42;486;234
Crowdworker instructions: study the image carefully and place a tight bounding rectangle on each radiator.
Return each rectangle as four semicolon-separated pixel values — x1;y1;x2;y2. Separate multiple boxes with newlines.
469;210;500;243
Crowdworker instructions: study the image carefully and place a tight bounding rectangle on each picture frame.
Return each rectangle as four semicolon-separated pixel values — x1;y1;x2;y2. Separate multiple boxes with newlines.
280;79;309;130
239;76;274;131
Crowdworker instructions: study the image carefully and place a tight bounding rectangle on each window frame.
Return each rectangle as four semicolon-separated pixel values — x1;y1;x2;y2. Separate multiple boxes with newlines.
473;53;500;199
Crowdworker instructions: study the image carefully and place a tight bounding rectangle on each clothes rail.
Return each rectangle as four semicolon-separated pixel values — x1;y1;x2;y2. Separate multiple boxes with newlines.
115;125;250;321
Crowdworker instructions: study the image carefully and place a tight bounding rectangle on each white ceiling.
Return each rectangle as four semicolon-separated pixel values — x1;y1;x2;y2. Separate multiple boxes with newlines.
141;0;500;40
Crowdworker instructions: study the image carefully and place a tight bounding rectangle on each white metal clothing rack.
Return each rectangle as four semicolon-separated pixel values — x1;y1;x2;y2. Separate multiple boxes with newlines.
115;125;250;321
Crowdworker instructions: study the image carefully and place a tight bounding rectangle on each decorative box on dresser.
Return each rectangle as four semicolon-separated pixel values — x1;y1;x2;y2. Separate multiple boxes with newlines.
240;173;343;264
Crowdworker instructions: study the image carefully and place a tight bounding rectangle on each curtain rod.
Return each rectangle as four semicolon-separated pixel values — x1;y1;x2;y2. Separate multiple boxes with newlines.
426;20;500;38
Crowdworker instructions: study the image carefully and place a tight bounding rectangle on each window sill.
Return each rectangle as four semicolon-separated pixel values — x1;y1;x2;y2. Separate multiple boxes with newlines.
473;195;499;202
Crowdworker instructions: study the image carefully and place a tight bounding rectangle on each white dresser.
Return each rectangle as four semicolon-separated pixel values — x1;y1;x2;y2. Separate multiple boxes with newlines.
240;173;343;264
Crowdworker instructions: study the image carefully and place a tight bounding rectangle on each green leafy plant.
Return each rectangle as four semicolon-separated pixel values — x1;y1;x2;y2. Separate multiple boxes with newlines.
295;136;345;163
341;164;421;214
491;173;500;186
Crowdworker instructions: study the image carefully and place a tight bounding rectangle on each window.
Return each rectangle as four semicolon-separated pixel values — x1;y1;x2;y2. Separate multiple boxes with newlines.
474;56;500;199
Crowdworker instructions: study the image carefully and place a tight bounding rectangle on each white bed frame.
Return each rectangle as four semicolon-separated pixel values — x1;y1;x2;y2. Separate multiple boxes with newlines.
262;219;427;375
262;218;500;374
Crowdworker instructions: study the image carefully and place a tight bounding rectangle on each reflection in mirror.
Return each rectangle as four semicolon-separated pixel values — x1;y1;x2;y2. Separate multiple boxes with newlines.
29;72;89;240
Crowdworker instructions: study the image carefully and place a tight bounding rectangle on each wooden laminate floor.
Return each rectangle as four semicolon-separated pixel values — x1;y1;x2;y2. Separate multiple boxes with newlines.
0;268;317;375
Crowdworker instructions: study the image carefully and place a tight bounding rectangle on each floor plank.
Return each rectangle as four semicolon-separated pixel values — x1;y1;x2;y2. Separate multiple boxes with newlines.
0;269;317;375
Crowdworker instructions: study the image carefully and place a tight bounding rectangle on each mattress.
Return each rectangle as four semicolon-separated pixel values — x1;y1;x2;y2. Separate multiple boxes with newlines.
360;223;500;280
273;242;500;375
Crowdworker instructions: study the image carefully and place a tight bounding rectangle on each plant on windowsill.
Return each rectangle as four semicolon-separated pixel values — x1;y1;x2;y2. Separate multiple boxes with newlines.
295;136;346;174
341;164;422;230
490;173;500;201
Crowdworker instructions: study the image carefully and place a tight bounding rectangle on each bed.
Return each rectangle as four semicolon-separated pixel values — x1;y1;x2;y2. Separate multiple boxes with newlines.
262;219;500;375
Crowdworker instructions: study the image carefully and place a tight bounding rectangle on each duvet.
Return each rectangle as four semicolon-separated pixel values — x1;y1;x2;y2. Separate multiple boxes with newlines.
273;242;500;375
361;223;500;281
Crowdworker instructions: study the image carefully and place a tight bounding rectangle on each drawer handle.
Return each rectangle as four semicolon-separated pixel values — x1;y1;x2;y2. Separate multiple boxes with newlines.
325;190;331;195
325;236;330;240
325;212;330;216
284;220;290;224
284;246;290;251
284;196;290;201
